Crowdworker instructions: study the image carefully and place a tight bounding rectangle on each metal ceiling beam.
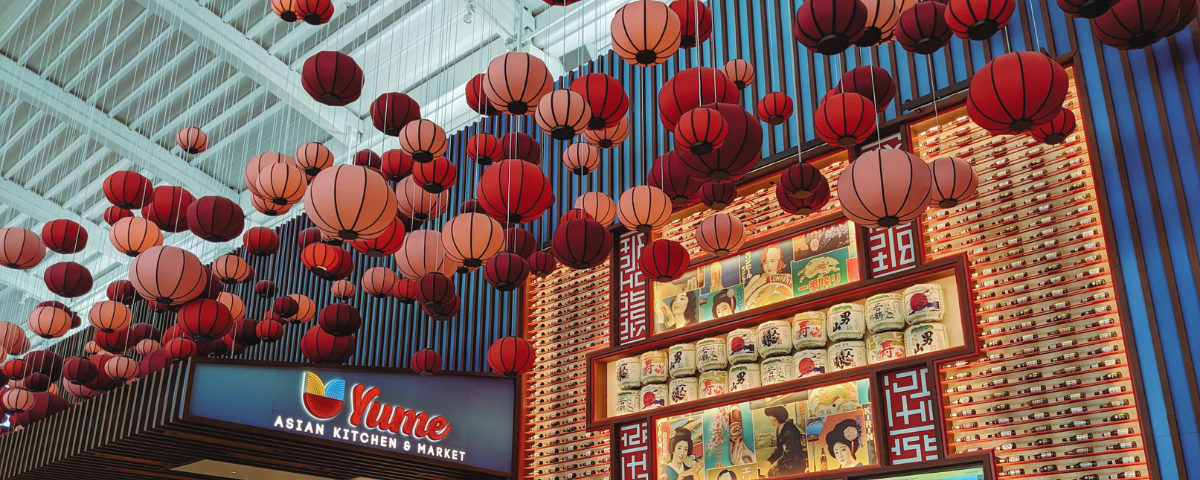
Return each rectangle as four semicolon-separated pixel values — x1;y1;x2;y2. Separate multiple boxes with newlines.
39;0;125;80
0;55;234;196
19;0;90;61
473;0;535;43
26;134;90;188
62;11;153;93
108;42;203;119
3;123;71;181
0;2;41;47
292;0;432;69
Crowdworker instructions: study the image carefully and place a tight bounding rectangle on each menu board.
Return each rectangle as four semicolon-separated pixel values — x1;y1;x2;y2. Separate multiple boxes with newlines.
654;378;877;480
653;221;860;334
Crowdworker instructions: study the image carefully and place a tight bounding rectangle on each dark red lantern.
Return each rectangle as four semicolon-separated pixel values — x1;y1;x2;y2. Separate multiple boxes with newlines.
380;149;414;181
301;243;345;277
675;107;729;155
318;303;362;337
393;278;417;304
273;297;300;319
477;159;554;224
487;336;534;377
256;319;286;342
483;252;529;291
370;93;421;135
648;152;703;205
815;93;877;147
658;68;739;131
776;178;831;215
103;171;153;209
569;73;630;130
295;0;334;24
674;104;763;181
794;0;869;55
835;66;897;112
40;219;87;254
504;227;537;258
177;298;233;343
44;261;92;298
946;0;1015;40
465;73;498;116
229;318;261;347
967;51;1068;133
1057;0;1119;18
460;199;485;214
62;357;98;385
413;156;457;193
411;349;442;376
528;251;558;277
302;51;363;106
353;149;382;170
780;163;829;199
423;293;460;321
302;326;356;364
466;134;504;166
243;227;280;256
1168;0;1199;36
639;239;690;282
1092;0;1182;49
142;186;195;233
106;280;137;304
323;248;355;281
700;181;738;210
671;0;713;48
103;206;133;226
349;217;406;257
559;209;594;223
415;273;456;309
896;1;953;54
187;196;245;242
297;228;324;249
2;359;26;380
1031;107;1078;145
757;92;795;125
164;338;198;361
255;280;277;298
551;218;613;270
500;132;542;164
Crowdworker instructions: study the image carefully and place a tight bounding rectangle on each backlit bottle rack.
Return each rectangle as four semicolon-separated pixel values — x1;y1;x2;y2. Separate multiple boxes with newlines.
523;262;612;480
915;71;1151;480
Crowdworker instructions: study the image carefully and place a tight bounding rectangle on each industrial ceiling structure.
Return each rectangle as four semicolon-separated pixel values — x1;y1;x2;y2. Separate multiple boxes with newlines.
0;0;624;349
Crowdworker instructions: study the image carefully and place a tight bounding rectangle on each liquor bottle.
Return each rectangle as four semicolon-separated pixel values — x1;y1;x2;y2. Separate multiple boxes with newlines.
819;448;827;471
1109;456;1141;465
1107;441;1138;450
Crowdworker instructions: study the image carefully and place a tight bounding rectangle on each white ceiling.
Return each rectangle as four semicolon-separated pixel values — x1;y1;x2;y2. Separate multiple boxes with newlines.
0;0;626;350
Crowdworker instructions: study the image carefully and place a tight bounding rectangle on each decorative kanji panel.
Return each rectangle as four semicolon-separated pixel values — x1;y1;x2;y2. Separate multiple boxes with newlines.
882;367;940;465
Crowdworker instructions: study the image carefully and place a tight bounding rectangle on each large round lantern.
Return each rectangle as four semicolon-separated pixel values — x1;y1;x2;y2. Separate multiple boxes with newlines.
349;217;406;257
583;116;630;148
176;126;209;154
301;243;345;278
696;214;746;256
255;280;277;299
243;227;280;256
639;239;690;282
857;0;901;45
103;171;153;209
700;181;737;210
141;186;194;233
394;230;446;280
946;0;1015;39
671;0;713;47
295;0;333;24
487;337;535;377
273;297;300;320
484;252;529;291
302;51;363;106
251;195;292;216
467;134;504;166
535;90;592;140
570;73;629;130
504;228;537;258
483;52;555;115
129;246;206;306
302;326;356;364
2;359;26;380
370;92;421;135
617;186;673;233
675;104;763;181
648;152;702;205
244;152;294;196
776;179;831;215
1032;107;1078;145
298;228;324;249
63;357;98;385
295;142;334;177
611;0;682;66
107;280;137;304
211;254;251;284
257;163;308;206
574;192;617;225
40;219;87;254
290;294;317;322
794;0;869;55
395;177;449;221
27;307;72;339
658;68;738;131
411;349;442;376
0;227;45;270
361;267;398;298
501;133;543;164
563;143;601;175
109;217;163;256
331;280;355;299
477;160;554;224
675;108;728;155
423;293;460;321
412;156;457;193
896;1;952;54
415;273;457;310
442;213;505;268
1057;0;1119;18
88;301;131;333
104;356;138;383
928;157;979;208
176;298;233;342
757;93;795;125
304;165;397;241
164;338;197;361
967;51;1068;133
815;93;877;146
254;320;284;343
135;339;161;356
551;219;613;269
465;73;498;116
398;120;448;163
186;196;245;242
103;206;133;226
780;162;829;199
835;66;897;112
393;278;417;304
528;251;558;277
1092;0;1181;49
216;292;246;321
838;149;933;227
2;388;34;414
379;150;413;182
229;318;261;348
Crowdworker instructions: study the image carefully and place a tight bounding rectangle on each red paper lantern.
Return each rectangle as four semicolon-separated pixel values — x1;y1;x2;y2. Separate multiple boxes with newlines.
415;273;456;310
38;219;86;255
177;298;233;342
44;261;92;298
928;156;979;208
411;349;442;376
722;59;755;90
164;338;198;361
780;163;829;199
0;227;45;270
301;243;345;277
536;90;592;140
296;142;334;177
253;320;282;344
377;149;413;181
835;66;897;112
757;93;795;125
211;254;251;284
109;217;163;256
271;297;299;319
674;104;763;181
398;120;448;163
967;51;1068;133
611;0;682;66
422;293;460;321
1168;0;1198;36
483;252;529;291
198;266;224;299
648;152;702;205
245;152;294;197
331;280;356;299
1092;0;1181;49
1057;0;1118;18
103;206;133;226
349;217;406;257
551;218;612;269
857;0;901;45
569;73;630;130
302;51;363;106
671;0;713;48
487;337;534;376
129;246;206;305
528;251;558;277
302;325;356;364
297;228;324;249
675;108;729;155
217;292;245;321
658;68;739;131
293;0;333;24
228;318;261;348
639;239;690;282
63;357;98;385
574;192;617;225
1031;107;1078;145
504;228;537;258
88;301;131;333
483;52;554;115
583;116;630;148
946;0;1015;40
393;230;446;280
304;165;397;240
442;213;505;268
617;186;673;233
696;213;747;256
243;227;280;256
794;0;869;55
464;73;498;116
255;280;277;298
103;171;153;209
477;159;554;224
106;280;137;304
815;93;877;147
562;143;601;176
176;127;209;154
251;195;292;216
412;156;457;193
700;181;737;210
501;133;542;164
141;186;195;233
27;307;70;339
393;278;417;304
318;303;362;337
895;1;953;54
1;388;35;413
776;179;831;215
257;163;308;207
395;177;450;221
361;267;398;298
466;134;504;166
187;196;245;242
370;92;421;135
2;359;26;380
838;149;933;227
352;150;382;170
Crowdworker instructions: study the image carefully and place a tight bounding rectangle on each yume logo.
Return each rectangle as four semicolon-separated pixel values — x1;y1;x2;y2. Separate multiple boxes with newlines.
302;372;346;419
